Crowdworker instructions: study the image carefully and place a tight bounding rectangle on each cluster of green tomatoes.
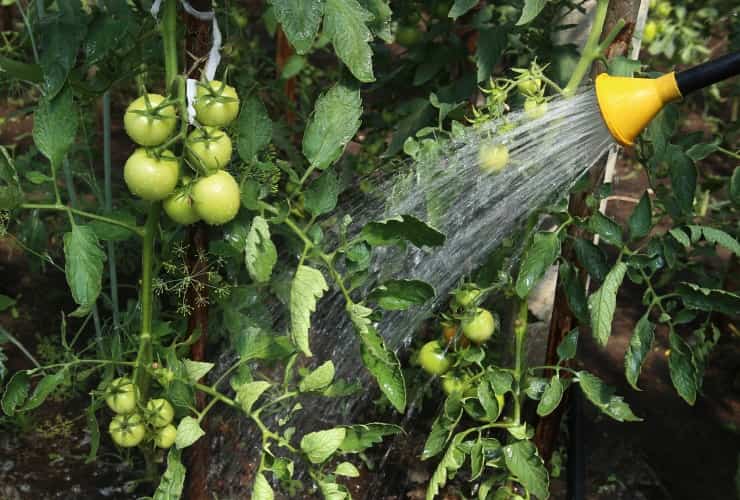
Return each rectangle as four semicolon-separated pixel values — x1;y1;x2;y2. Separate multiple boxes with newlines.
417;286;498;395
105;376;177;449
122;80;242;225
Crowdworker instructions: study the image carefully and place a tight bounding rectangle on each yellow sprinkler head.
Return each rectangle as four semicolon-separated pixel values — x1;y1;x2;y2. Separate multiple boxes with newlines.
595;72;682;147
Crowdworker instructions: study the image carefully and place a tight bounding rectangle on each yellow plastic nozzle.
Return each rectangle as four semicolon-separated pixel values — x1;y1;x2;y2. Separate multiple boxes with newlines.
595;72;682;147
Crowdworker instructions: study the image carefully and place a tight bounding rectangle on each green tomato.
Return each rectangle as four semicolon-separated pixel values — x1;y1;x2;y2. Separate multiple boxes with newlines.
194;80;240;127
441;375;466;396
517;78;541;97
124;94;177;147
146;398;175;428
105;377;139;415
433;1;451;18
454;287;481;308
163;190;200;225
124;148;180;201
187;126;233;173
419;340;451;375
461;307;496;344
192;170;241;225
479;144;509;173
154;424;177;449
656;1;671;17
524;98;548;120
643;21;658;43
396;26;422;46
109;413;146;448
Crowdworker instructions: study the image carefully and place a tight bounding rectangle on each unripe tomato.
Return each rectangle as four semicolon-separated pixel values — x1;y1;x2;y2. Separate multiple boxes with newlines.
124;149;180;201
396;26;422;46
163;190;200;225
195;80;240;127
419;340;451;375
643;21;658;43
441;375;466;395
105;377;139;415
154;424;177;449
656;1;671;17
146;398;175;428
479;144;509;173
461;308;496;343
454;288;481;308
187;126;233;173
433;1;452;18
192;170;241;225
524;98;548;120
109;413;146;448
517;78;541;97
124;94;177;147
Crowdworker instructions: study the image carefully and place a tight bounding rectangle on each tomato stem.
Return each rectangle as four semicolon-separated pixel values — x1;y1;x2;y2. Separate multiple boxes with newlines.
20;204;145;236
563;0;612;96
512;299;529;425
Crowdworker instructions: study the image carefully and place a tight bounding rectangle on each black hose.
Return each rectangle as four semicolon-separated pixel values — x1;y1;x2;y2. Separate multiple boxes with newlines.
567;385;585;500
675;52;740;96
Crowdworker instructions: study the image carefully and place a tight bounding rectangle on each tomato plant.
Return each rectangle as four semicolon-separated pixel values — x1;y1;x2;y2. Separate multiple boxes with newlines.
109;413;146;448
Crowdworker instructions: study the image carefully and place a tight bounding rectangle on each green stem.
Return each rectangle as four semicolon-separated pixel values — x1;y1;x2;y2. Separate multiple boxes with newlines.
717;146;740;160
194;382;237;408
161;0;179;88
563;0;612;96
512;299;529;425
103;92;121;331
0;326;41;369
20;204;144;236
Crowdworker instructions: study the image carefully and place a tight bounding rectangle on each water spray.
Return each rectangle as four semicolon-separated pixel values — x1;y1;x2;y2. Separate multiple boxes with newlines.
595;51;740;146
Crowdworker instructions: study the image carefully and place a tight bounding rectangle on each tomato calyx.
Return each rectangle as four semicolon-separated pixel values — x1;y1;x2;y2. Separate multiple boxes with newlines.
105;377;140;415
109;413;146;448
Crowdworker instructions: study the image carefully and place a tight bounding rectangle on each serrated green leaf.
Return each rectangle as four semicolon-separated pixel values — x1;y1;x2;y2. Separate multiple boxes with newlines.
577;371;641;422
355;323;406;412
587;212;623;247
359;0;392;42
319;481;350;500
63;225;106;317
301;427;347;463
290;265;328;356
449;0;477;18
236;381;272;414
668;331;698;405
503;440;549;499
361;214;445;248
668;146;696;214
686;140;720;161
33;86;78;166
426;433;466;500
560;262;589;324
628;192;652;240
246;216;277;283
39;21;86;98
302;83;362;169
182;359;214;383
422;396;463;460
21;369;66;411
694;226;740;257
0;147;23;210
669;227;690;247
516;0;547;25
152;449;186;500
556;328;579;362
368;279;435;311
334;461;360;477
304;169;339;216
299;360;335;392
339;423;401;453
537;375;564;417
678;282;740;316
588;262;627;346
271;0;325;54
175;416;205;449
625;313;654;390
237;95;273;161
573;239;608;282
515;231;560;298
1;371;30;415
324;0;375;82
251;473;274;500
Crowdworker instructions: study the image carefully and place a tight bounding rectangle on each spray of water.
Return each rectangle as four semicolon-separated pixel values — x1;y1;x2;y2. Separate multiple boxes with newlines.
209;89;615;493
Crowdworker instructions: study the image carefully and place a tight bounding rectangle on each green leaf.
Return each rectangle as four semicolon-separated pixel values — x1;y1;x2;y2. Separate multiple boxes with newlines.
304;169;339;216
359;0;393;42
237;95;273;161
693;225;740;257
339;423;401;453
21;369;66;411
587;212;623;247
668;146;696;214
556;328;579;362
624;313;654;391
361;214;445;248
730;167;740;205
678;282;740;316
669;227;690;247
319;481;350;500
573;239;608;282
271;0;325;54
39;20;86;98
63;225;106;317
686;140;720;161
290;265;329;356
0;294;16;312
182;359;214;383
251;473;274;500
668;331;698;405
476;27;508;83
559;262;588;324
152;449;186;500
426;433;466;500
324;0;375;82
300;427;347;464
516;0;547;25
588;262;627;346
84;7;135;66
515;232;561;298
88;212;138;241
368;279;435;311
335;461;360;477
33;86;78;166
537;375;564;417
422;396;463;460
476;379;502;421
302;83;362;169
355;322;406;413
577;371;641;422
235;381;272;414
503;440;549;499
0;146;23;210
245;216;278;283
85;405;99;463
448;0;477;18
1;371;30;415
607;56;642;77
175;416;206;449
628;192;652;240
299;360;335;392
